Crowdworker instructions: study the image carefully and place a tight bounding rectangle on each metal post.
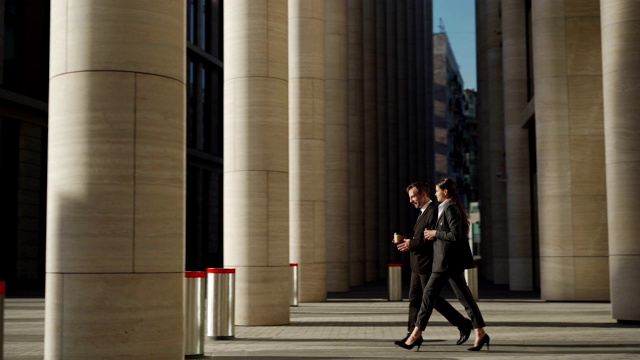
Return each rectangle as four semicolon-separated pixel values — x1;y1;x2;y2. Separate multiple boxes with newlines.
387;264;403;301
184;271;205;358
290;263;299;307
206;268;235;340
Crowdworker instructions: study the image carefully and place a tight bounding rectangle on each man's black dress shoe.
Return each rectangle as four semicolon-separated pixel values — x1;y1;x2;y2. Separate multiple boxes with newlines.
457;320;472;345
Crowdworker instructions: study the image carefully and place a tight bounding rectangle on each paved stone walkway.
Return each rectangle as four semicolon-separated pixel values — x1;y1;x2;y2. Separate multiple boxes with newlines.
4;285;640;359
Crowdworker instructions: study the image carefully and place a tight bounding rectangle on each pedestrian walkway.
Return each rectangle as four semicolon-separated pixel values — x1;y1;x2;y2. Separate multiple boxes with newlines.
4;282;640;359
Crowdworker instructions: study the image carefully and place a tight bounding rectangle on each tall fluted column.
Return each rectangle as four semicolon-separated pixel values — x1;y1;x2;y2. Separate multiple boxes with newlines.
347;0;365;286
363;0;379;282
475;0;494;281
601;0;640;321
533;0;608;301
502;0;533;291
223;0;290;324
46;1;185;357
386;0;400;262
486;0;508;285
396;0;410;238
325;0;350;292
420;0;435;187
289;0;326;302
376;0;390;276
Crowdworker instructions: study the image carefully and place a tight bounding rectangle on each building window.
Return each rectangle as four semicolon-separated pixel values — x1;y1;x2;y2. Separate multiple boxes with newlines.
186;0;223;270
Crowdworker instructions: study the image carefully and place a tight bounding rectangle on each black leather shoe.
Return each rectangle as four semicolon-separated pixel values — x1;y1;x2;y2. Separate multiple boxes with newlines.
457;320;472;345
394;334;410;346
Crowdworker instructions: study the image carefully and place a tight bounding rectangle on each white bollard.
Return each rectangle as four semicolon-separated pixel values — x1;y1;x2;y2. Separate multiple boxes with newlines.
206;268;235;340
387;264;403;301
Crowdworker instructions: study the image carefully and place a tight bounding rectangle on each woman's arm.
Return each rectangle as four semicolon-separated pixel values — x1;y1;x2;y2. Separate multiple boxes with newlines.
435;205;464;243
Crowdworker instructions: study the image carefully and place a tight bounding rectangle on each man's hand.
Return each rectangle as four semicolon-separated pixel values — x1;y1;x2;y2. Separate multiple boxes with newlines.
396;239;410;252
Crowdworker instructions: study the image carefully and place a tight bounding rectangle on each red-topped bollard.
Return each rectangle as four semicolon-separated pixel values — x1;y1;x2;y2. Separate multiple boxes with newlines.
184;271;206;358
290;263;299;307
465;265;479;301
387;264;403;301
206;268;235;340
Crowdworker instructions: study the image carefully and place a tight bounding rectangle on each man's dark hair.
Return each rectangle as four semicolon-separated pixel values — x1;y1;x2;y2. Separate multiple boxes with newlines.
406;182;430;195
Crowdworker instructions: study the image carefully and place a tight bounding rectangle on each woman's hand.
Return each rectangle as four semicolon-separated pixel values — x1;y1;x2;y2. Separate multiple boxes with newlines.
423;229;436;241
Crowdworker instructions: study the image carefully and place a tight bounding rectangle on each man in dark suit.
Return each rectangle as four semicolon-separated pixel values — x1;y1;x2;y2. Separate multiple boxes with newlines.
393;182;472;346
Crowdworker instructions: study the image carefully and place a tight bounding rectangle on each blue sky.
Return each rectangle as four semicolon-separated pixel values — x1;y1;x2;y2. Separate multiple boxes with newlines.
433;0;477;90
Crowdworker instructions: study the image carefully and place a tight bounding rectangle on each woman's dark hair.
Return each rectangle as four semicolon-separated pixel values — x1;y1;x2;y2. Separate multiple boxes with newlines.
436;177;469;233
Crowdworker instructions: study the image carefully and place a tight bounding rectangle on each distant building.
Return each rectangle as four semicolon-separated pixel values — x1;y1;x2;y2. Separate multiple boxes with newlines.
433;32;477;207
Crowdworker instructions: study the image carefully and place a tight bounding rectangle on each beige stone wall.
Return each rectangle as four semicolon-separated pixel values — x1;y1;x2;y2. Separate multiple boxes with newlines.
532;0;608;301
46;0;186;357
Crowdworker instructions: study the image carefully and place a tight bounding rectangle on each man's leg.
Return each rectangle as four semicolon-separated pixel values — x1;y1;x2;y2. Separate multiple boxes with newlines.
415;272;450;331
406;271;423;331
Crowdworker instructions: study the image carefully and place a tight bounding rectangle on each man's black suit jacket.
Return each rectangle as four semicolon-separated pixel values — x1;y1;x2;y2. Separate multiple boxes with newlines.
409;201;438;275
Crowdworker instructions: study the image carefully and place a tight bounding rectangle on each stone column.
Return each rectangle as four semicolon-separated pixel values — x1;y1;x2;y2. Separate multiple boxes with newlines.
421;0;434;187
532;0;608;301
406;0;418;185
396;0;411;240
289;0;326;302
486;0;508;285
363;0;379;282
386;0;400;261
348;0;365;286
475;0;494;281
224;0;290;324
502;0;533;291
376;0;390;276
46;1;185;358
601;0;640;321
325;0;350;292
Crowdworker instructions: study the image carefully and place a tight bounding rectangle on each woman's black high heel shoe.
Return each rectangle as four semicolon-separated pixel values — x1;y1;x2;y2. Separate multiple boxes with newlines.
467;334;490;351
397;336;423;352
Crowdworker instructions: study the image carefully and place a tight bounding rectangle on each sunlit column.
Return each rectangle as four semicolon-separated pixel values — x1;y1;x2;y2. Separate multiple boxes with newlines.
533;0;608;301
46;1;185;357
223;0;290;324
289;0;327;302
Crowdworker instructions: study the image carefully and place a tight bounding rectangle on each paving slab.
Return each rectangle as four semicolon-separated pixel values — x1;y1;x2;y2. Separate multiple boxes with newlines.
3;287;640;359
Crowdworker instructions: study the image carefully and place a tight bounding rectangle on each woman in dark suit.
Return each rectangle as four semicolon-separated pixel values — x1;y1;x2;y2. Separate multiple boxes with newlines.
398;178;490;352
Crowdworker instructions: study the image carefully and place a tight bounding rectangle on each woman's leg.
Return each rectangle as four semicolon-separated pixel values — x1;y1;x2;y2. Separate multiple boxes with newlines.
448;271;486;328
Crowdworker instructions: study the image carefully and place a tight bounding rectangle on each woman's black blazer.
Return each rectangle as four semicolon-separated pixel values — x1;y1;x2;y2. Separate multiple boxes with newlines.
432;201;475;273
